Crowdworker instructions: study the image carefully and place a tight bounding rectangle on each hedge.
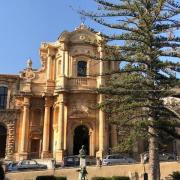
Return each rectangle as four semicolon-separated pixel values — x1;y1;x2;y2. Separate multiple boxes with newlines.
92;177;112;180
92;177;129;180
36;176;67;180
112;176;130;180
169;171;180;180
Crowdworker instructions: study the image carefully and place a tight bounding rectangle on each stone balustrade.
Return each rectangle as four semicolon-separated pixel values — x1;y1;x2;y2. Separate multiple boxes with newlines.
67;77;97;89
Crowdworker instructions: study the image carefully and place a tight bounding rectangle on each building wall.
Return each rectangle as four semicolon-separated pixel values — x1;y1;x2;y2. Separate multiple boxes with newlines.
6;162;180;180
7;24;115;161
0;24;179;162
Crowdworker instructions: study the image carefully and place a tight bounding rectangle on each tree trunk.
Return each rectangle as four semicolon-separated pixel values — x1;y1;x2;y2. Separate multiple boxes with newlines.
149;125;160;180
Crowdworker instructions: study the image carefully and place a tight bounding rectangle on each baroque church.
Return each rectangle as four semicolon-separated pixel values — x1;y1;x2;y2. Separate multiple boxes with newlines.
0;24;179;162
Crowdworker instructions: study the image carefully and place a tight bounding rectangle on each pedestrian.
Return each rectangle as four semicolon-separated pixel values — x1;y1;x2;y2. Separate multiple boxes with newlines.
0;161;5;180
96;157;102;168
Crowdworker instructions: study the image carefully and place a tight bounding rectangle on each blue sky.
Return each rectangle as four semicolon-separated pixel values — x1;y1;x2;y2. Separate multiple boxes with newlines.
0;0;179;78
0;0;99;74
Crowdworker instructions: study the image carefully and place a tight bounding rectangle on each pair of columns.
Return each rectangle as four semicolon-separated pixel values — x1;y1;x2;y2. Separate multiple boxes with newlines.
19;96;51;159
19;95;65;161
41;95;65;161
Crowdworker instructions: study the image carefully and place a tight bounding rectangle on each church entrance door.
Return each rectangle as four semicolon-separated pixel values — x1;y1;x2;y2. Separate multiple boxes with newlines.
73;125;89;155
0;125;7;158
30;139;40;159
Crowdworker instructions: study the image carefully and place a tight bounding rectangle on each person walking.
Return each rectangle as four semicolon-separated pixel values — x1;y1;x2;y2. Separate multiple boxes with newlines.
0;161;5;180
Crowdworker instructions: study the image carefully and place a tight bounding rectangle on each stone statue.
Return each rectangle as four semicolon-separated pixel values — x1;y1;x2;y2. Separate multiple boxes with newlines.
77;145;88;180
79;145;86;159
27;58;32;69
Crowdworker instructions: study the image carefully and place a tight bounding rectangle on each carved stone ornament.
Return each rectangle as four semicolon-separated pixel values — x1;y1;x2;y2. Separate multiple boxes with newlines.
70;110;88;118
75;23;88;31
69;104;89;118
20;59;36;80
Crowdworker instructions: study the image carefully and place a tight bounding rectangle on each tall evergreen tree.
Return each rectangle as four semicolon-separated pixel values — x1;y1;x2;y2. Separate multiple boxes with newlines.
81;0;180;179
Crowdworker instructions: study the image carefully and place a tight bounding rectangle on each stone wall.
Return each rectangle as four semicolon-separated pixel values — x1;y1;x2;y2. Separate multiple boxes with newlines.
6;162;180;180
0;109;19;160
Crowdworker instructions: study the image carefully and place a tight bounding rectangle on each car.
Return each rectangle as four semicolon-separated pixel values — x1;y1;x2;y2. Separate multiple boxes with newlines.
17;160;47;170
7;162;18;171
142;152;176;163
86;156;96;166
62;155;96;167
159;153;176;161
63;156;80;167
102;154;136;165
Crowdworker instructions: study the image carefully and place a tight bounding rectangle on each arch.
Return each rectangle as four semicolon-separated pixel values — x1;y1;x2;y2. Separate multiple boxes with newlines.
73;125;89;155
77;60;87;77
0;124;7;158
0;86;8;109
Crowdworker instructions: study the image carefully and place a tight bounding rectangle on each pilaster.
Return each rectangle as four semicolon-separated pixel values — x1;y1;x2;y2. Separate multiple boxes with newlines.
56;94;65;162
19;96;30;160
97;94;105;159
41;96;52;158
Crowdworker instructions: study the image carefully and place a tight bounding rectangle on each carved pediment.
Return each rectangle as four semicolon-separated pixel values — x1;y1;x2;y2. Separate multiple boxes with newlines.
70;31;97;44
69;110;88;119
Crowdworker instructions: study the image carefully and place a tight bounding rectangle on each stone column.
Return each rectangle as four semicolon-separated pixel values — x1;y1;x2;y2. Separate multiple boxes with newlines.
63;105;68;151
56;95;64;162
47;55;52;80
19;96;30;160
97;45;104;87
60;50;65;88
111;124;118;149
97;94;105;159
41;97;51;158
90;131;95;156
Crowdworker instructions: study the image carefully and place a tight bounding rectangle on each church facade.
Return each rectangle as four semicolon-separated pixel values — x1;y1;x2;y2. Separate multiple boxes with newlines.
0;24;120;162
0;24;179;162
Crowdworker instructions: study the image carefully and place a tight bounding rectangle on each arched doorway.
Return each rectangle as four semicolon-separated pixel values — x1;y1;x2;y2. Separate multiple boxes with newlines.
73;125;89;155
0;125;7;158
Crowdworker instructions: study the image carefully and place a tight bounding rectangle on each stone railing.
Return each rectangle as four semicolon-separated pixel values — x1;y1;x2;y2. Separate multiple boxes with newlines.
67;77;97;89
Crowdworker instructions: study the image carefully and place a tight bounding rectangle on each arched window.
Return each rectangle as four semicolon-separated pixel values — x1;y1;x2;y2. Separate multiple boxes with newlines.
0;87;8;109
77;61;87;77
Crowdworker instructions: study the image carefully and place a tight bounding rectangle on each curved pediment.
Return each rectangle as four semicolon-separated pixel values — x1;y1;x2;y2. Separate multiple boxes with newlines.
58;23;102;45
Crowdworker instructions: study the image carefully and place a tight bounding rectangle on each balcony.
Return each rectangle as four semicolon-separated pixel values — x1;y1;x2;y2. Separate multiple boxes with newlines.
67;77;97;90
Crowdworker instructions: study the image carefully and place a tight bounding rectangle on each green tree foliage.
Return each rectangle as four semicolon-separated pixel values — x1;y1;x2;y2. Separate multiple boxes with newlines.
81;0;180;179
169;171;180;180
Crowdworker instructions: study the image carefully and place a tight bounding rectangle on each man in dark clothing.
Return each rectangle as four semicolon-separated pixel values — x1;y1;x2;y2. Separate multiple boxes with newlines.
0;161;5;180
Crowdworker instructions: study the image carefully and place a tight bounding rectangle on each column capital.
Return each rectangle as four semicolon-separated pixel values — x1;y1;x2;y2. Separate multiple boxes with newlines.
47;48;56;57
57;94;66;104
44;96;53;107
23;96;30;107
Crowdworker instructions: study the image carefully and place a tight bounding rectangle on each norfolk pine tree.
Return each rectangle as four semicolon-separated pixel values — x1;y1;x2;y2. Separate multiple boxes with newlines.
81;0;180;179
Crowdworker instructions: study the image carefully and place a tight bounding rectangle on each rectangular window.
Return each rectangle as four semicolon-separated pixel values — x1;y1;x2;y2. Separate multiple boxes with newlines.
0;87;8;109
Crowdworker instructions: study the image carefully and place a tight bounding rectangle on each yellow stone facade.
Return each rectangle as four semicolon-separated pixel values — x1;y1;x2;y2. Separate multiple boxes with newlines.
0;24;179;162
0;24;119;162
